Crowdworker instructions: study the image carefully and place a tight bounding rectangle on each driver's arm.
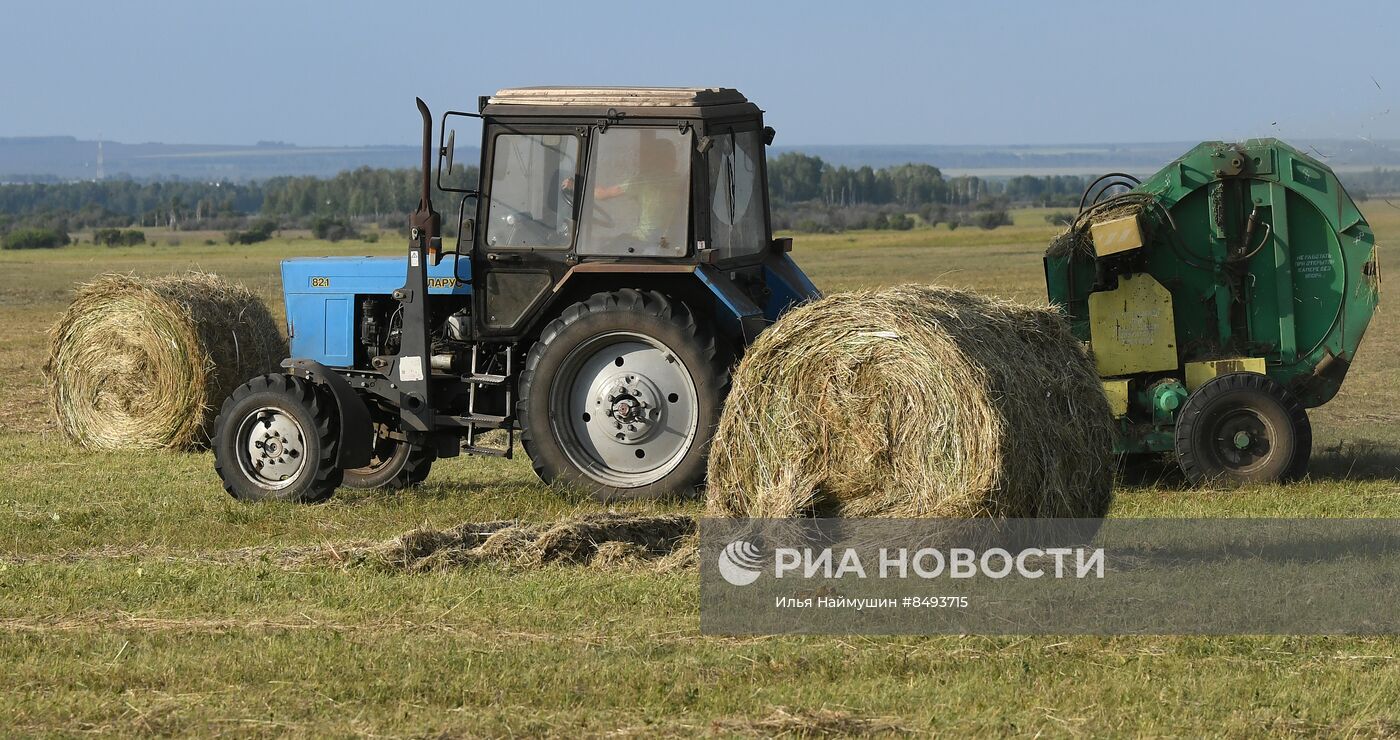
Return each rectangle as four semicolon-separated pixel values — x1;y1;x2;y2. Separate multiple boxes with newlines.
563;176;625;201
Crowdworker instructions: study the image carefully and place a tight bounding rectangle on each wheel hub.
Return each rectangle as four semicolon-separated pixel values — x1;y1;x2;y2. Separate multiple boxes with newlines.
596;372;663;444
237;407;307;489
1212;409;1271;469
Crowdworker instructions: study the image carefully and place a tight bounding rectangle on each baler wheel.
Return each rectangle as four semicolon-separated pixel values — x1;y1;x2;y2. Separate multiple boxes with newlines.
1174;372;1312;485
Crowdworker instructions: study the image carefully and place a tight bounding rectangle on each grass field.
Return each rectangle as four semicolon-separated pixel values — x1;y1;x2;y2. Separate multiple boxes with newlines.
1;207;1398;736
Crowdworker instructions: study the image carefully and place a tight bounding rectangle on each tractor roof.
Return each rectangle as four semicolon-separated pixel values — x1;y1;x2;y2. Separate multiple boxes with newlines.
482;86;759;120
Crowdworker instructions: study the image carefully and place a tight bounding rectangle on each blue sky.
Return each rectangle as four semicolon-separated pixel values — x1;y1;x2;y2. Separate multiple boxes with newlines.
1;0;1396;147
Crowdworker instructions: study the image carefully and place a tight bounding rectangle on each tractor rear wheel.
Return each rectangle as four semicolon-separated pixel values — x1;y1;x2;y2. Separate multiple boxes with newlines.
518;289;728;501
1174;372;1311;485
342;418;435;490
213;374;343;503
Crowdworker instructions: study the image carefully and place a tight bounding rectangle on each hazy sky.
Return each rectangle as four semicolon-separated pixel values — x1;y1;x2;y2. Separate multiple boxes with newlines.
2;0;1397;147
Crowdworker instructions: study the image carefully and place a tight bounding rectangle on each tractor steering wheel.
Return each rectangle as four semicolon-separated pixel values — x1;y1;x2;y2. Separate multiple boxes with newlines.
560;177;617;229
560;176;576;209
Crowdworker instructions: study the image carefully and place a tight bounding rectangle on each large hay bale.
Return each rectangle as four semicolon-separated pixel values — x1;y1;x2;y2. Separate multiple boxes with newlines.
46;272;285;450
707;285;1115;519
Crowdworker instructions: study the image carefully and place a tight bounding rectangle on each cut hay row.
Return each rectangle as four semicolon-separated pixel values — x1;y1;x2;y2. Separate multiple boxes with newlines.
46;272;285;450
341;513;698;573
707;285;1115;519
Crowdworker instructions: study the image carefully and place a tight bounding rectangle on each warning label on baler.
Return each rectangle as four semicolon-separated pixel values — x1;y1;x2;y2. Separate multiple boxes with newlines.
1295;253;1335;279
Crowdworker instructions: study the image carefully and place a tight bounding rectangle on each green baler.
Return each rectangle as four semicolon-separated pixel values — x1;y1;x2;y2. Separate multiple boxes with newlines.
1044;139;1381;483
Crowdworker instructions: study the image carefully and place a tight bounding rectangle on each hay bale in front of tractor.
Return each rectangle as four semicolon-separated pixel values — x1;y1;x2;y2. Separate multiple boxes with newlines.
706;285;1115;519
45;272;285;450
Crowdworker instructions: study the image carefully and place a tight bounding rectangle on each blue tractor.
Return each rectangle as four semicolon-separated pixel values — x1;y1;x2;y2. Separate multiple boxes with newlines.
212;88;820;502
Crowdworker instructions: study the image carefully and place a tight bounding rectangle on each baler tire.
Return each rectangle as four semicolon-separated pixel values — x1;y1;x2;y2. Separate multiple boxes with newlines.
518;289;729;502
213;373;343;503
1174;372;1311;485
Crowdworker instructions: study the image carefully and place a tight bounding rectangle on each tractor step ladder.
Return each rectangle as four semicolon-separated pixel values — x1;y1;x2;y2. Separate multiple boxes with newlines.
461;343;514;459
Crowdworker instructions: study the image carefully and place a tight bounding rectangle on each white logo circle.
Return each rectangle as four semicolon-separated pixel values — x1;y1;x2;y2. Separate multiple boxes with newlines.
717;539;763;586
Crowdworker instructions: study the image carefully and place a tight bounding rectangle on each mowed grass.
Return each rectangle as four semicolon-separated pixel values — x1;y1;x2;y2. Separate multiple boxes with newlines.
1;208;1398;736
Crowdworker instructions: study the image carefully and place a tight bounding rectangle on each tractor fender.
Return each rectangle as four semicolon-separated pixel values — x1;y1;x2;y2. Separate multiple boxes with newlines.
545;254;821;346
551;263;768;344
761;252;822;318
694;264;767;343
280;359;374;469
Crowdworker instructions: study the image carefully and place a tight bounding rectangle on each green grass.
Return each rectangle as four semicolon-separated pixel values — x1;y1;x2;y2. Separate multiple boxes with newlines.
1;209;1398;736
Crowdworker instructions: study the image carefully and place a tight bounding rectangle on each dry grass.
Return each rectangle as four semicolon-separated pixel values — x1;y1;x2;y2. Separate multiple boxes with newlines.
0;216;1397;736
708;285;1115;519
335;512;697;573
709;706;911;737
45;272;284;449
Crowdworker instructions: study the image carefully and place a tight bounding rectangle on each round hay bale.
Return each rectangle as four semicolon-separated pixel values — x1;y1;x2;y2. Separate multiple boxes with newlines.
706;285;1114;519
46;272;285;450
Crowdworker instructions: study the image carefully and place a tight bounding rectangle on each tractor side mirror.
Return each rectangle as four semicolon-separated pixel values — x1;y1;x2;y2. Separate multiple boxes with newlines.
437;111;482;193
443;130;455;178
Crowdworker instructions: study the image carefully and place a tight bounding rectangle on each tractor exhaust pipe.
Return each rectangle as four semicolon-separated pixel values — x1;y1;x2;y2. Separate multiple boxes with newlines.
409;97;441;263
395;98;440;433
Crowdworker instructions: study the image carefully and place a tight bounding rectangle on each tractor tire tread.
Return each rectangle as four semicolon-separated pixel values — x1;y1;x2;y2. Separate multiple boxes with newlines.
212;373;343;503
518;289;729;501
1174;372;1311;485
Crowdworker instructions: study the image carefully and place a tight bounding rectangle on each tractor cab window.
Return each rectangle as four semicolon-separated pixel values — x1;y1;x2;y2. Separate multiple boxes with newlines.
578;127;691;257
708;129;767;261
485;132;579;249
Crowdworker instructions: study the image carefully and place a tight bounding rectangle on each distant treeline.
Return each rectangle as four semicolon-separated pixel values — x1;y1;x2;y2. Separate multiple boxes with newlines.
766;152;1093;232
0;165;479;234
0;156;1086;239
764;153;1400;233
259;166;478;221
766;154;1400;207
2;153;1397;243
766;152;1095;208
1341;168;1400;201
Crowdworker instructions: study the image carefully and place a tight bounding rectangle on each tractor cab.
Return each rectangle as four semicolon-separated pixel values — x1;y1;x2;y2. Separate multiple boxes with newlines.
217;88;819;504
438;87;790;339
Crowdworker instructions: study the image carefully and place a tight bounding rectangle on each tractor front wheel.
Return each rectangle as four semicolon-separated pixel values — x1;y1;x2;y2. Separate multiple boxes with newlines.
518;290;728;501
1174;372;1311;485
213;374;343;503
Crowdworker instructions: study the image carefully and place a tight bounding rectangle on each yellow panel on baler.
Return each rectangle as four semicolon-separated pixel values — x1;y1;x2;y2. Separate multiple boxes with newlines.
1184;357;1267;391
1087;273;1178;377
1101;379;1130;417
1090;214;1144;257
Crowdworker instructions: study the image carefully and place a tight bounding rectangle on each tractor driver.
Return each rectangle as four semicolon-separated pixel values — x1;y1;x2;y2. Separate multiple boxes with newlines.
566;135;687;252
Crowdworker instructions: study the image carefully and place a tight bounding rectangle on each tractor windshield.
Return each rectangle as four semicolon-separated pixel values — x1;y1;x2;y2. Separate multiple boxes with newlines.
708;129;767;261
485;131;580;249
578;127;691;257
